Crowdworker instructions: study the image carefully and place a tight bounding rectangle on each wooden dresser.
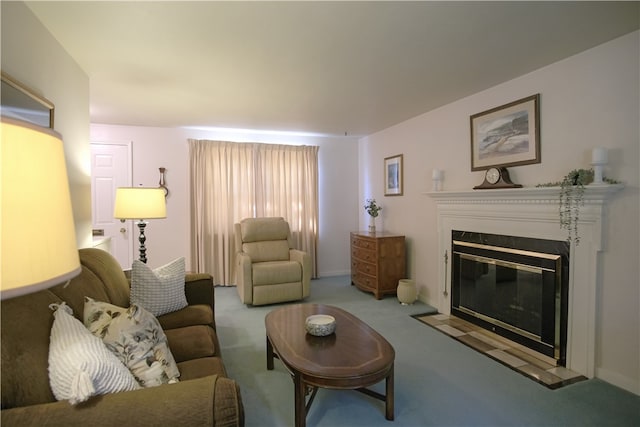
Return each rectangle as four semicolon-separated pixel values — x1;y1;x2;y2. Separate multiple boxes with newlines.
350;232;406;299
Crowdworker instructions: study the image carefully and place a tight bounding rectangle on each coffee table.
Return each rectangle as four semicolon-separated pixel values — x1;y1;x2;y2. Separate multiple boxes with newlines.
265;303;395;427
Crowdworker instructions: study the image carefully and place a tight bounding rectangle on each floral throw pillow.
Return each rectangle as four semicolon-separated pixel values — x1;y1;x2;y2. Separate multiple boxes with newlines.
83;297;180;387
131;257;187;317
48;302;140;404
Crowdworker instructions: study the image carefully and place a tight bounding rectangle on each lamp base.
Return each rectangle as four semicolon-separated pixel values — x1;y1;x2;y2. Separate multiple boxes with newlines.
136;220;148;263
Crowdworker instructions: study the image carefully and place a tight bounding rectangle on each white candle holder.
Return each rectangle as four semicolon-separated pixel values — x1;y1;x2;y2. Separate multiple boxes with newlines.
432;169;443;191
591;147;608;184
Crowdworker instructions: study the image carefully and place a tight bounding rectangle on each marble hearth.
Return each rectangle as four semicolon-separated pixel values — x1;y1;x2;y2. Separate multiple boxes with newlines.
428;185;623;378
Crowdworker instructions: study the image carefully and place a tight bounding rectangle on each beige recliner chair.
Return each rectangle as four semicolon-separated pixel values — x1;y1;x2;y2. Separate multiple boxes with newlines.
234;217;311;306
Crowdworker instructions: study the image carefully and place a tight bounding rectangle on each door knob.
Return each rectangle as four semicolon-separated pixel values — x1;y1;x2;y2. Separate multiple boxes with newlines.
120;228;127;233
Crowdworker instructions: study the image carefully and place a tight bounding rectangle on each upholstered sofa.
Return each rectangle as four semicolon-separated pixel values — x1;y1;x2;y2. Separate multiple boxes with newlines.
235;217;311;306
1;248;244;426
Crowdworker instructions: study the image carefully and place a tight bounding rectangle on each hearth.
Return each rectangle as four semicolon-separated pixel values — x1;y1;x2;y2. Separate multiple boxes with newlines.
451;230;569;363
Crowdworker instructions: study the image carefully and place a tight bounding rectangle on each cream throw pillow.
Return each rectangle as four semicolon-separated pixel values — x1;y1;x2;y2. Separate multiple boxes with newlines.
48;302;140;405
131;257;187;317
83;297;180;387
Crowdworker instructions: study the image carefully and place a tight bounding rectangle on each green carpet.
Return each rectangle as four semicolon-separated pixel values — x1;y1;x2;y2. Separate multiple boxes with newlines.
214;276;640;426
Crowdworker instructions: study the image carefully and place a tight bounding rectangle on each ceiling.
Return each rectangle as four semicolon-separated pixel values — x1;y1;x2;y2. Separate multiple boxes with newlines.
26;1;639;137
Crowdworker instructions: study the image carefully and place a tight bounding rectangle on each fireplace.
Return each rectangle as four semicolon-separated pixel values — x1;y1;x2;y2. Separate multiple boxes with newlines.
428;185;623;378
451;230;569;363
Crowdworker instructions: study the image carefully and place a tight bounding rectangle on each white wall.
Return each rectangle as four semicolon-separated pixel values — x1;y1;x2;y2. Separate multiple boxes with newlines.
1;2;92;248
89;125;359;276
359;31;639;394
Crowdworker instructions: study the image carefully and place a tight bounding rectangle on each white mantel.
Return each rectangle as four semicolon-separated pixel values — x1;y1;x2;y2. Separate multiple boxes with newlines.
427;184;624;378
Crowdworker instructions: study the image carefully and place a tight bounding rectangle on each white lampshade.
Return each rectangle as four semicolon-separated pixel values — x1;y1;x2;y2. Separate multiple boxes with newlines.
1;117;81;300
114;187;166;220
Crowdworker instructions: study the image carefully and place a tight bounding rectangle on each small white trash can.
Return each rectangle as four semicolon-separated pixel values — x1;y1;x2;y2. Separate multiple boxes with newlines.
397;279;417;305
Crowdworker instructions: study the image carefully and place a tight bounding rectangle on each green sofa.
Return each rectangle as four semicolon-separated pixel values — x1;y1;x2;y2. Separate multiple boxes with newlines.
1;248;244;426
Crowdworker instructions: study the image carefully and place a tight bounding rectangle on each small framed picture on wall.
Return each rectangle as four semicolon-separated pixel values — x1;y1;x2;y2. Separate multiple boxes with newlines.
384;154;403;196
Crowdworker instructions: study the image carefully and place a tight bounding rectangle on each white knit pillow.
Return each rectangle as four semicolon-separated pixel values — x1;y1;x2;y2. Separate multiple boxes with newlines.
48;303;140;405
130;257;187;317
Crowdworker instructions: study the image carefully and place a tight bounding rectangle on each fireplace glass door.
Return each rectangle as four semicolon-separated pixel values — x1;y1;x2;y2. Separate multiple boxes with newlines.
458;254;546;339
451;231;569;362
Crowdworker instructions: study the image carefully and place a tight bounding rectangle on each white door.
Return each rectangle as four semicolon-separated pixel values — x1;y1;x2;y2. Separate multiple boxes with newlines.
91;142;133;268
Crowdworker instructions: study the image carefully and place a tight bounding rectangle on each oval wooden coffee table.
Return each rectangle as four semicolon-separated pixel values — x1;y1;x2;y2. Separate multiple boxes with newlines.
265;303;395;427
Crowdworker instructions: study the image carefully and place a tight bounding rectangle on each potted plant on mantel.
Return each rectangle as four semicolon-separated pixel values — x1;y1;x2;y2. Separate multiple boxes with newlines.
364;198;382;234
537;168;619;245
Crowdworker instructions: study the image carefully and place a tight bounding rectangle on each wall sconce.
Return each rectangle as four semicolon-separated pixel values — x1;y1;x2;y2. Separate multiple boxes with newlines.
159;167;169;197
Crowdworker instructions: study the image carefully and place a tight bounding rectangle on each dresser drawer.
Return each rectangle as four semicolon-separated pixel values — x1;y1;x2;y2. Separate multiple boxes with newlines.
352;272;376;291
351;258;377;277
352;246;376;263
351;236;376;251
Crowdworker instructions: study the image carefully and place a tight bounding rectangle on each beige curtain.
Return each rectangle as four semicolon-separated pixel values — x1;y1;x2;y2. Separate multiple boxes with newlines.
189;140;319;285
255;143;319;275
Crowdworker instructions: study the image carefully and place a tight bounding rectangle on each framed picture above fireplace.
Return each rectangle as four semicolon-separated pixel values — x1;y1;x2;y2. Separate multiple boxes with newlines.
470;94;540;171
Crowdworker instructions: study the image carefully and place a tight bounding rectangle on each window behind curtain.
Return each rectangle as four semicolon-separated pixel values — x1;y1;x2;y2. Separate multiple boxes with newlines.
189;139;319;285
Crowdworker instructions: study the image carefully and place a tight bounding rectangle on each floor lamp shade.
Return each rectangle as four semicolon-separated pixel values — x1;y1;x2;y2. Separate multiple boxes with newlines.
113;188;167;220
1;117;81;300
114;187;166;263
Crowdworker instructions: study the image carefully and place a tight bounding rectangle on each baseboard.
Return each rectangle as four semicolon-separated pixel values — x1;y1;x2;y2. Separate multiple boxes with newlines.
316;270;350;278
596;366;640;396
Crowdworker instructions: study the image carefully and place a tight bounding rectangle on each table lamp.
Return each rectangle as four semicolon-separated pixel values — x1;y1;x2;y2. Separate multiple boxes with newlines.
1;117;81;300
114;187;166;263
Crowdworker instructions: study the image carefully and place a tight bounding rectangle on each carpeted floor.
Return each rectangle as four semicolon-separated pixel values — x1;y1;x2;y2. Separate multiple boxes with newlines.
214;275;640;427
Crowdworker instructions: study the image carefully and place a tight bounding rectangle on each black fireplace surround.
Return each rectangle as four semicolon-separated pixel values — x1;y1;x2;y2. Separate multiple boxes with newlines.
451;231;569;363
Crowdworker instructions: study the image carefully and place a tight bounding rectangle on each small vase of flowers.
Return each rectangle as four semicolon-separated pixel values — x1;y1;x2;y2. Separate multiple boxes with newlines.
364;198;382;233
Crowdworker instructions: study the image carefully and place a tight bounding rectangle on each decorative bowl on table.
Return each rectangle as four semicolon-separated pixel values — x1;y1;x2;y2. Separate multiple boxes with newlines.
305;314;336;336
